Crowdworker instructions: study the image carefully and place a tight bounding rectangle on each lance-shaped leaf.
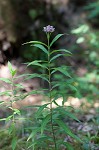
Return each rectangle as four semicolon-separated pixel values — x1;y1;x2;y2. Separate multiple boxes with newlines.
57;67;71;78
56;119;82;142
0;78;11;84
50;53;71;62
27;90;42;95
27;127;41;141
8;61;13;73
25;73;49;83
41;114;51;135
8;61;17;77
0;118;6;121
68;85;78;92
28;135;52;149
0;91;11;96
50;34;64;47
0;101;4;105
8;122;15;134
33;44;49;55
22;40;48;48
51;67;71;78
35;103;50;118
51;83;60;90
57;107;80;122
51;69;57;75
13;109;21;115
5;115;13;122
27;60;48;69
11;137;17;150
52;95;62;107
50;54;64;62
15;73;30;79
13;83;24;89
50;49;72;55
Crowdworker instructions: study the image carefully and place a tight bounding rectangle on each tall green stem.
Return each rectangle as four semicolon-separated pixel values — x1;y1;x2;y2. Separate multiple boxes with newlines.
47;33;57;150
11;76;16;145
11;77;15;122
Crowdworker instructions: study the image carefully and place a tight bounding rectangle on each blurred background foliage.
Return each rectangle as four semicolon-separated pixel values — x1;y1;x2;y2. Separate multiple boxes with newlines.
0;0;99;101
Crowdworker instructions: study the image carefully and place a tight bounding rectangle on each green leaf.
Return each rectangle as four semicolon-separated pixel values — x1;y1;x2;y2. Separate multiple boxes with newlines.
8;122;15;134
28;135;52;149
8;61;16;77
15;74;30;79
11;137;17;150
22;40;48;47
27;60;42;66
52;95;62;107
51;83;60;90
50;54;63;62
8;61;13;73
27;127;40;141
58;107;80;122
23;73;47;81
52;67;71;78
0;91;11;96
52;112;60;121
25;73;49;83
33;44;49;55
62;142;74;150
53;100;60;107
12;70;17;77
50;49;72;55
35;103;50;118
27;90;43;95
50;34;64;47
51;69;57;75
28;142;37;149
56;119;82;142
57;67;71;78
68;85;78;92
5;115;13;122
50;53;71;62
14;83;24;89
27;60;48;69
0;101;4;105
0;78;11;84
0;118;6;121
41;114;51;135
13;109;21;115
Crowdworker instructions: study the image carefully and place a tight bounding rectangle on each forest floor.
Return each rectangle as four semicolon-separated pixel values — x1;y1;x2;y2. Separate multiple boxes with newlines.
0;58;99;150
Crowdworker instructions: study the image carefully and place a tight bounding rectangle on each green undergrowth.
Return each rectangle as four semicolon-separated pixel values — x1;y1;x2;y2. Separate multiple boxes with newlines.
0;130;27;150
0;102;98;150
